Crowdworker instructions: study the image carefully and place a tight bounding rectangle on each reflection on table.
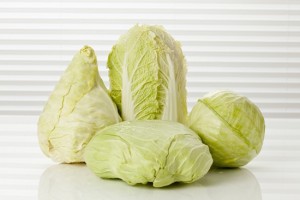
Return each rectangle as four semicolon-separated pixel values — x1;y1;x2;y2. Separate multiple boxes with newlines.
39;164;261;200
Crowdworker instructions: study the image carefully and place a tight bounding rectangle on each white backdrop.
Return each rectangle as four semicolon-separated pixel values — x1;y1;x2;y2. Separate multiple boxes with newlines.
0;0;300;118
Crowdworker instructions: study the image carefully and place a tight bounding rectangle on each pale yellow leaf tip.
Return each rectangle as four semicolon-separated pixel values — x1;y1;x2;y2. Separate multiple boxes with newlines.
80;45;97;64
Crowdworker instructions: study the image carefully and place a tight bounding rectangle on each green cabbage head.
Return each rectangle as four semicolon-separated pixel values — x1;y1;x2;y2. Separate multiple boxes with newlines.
188;90;265;167
84;120;213;187
107;25;187;124
38;46;121;163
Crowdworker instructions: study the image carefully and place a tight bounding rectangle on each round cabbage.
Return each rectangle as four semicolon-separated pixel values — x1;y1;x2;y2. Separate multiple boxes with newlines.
188;90;265;167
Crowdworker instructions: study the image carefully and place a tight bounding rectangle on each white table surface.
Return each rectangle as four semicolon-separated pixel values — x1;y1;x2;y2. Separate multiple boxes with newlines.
0;116;299;200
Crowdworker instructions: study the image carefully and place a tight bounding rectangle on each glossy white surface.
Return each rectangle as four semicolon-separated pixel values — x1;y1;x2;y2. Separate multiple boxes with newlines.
0;117;300;200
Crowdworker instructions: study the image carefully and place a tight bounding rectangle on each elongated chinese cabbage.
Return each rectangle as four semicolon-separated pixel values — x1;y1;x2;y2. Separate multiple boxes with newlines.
84;120;213;187
107;25;187;123
188;90;265;167
38;46;121;163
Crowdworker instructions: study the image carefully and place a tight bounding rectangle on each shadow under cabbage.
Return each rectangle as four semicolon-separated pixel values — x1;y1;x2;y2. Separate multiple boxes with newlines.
38;164;262;200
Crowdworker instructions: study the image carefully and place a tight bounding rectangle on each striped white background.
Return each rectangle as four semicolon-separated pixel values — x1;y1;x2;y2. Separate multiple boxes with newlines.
0;0;300;118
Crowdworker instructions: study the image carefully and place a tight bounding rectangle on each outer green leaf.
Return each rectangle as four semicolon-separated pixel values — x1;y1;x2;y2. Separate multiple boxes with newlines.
188;90;265;167
38;46;121;163
107;25;187;123
84;120;213;187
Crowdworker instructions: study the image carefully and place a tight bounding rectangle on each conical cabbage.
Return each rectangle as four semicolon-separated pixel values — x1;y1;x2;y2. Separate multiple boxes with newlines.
107;25;187;123
38;46;121;163
84;120;213;187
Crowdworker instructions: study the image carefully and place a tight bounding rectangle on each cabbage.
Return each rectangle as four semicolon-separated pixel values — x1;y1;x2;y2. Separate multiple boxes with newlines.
38;46;121;163
84;120;212;187
107;25;187;123
188;90;265;167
